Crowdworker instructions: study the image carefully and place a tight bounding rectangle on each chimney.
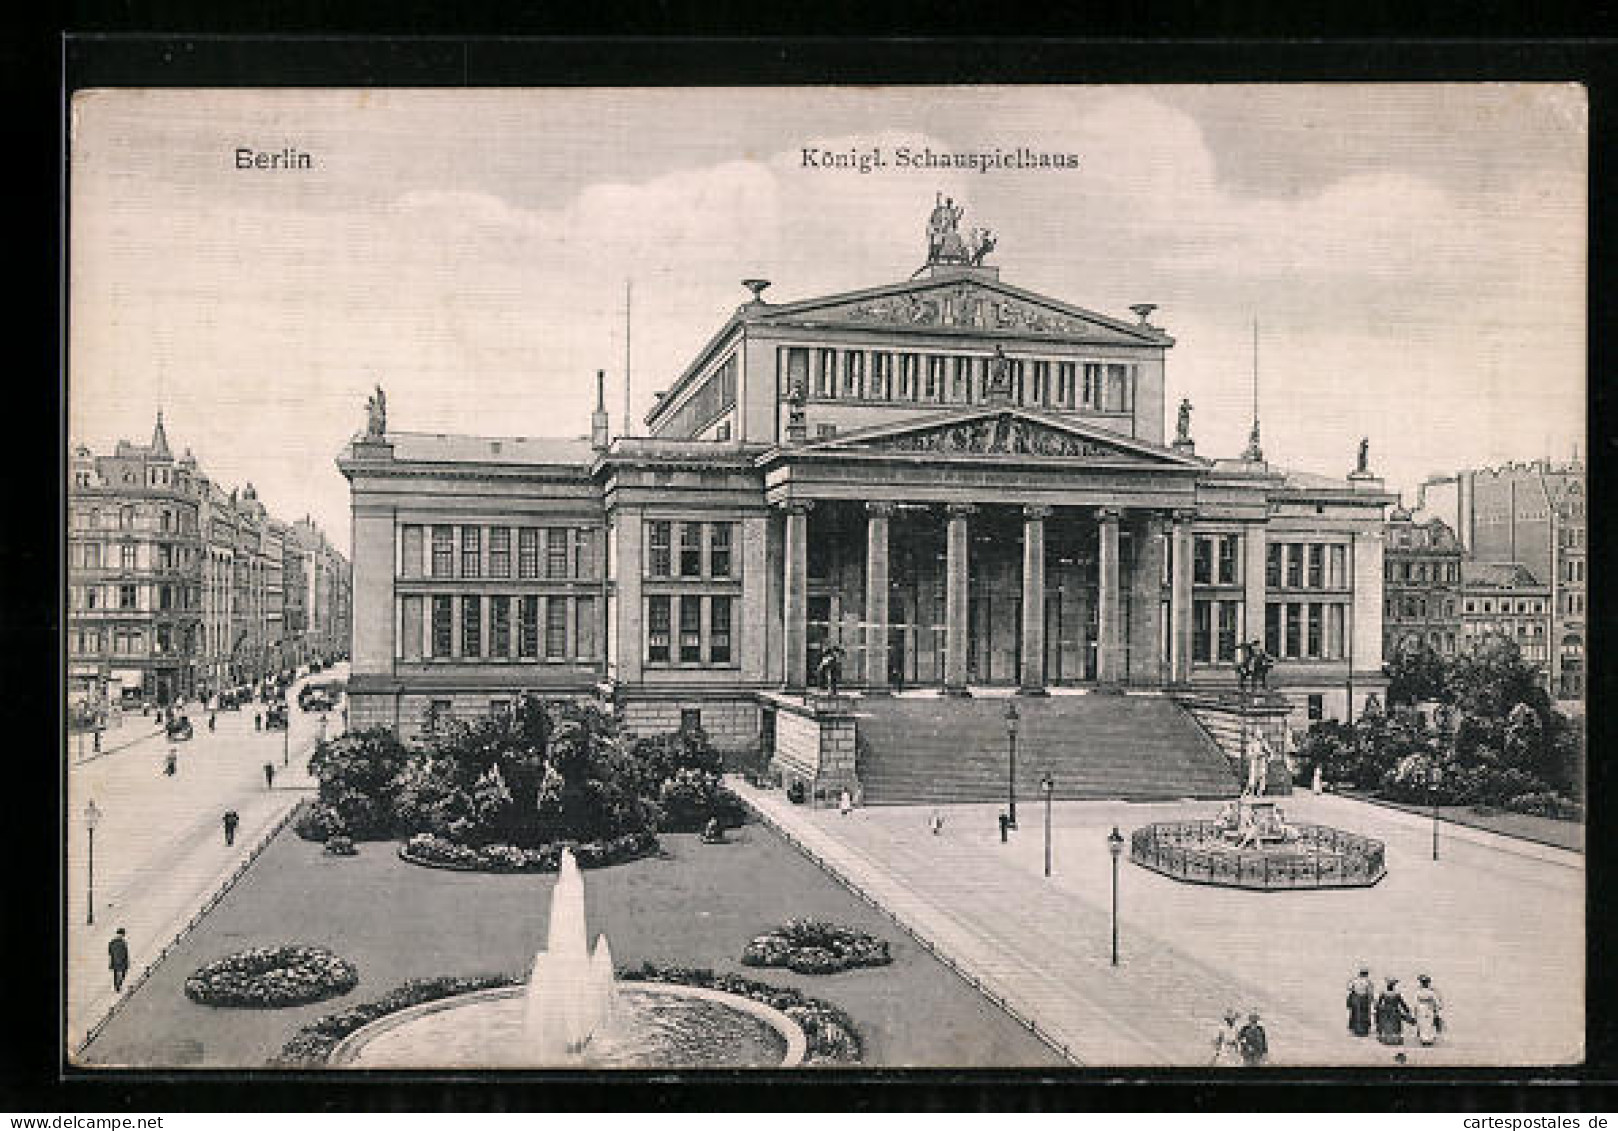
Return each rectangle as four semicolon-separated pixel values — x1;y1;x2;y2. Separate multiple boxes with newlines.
591;369;610;451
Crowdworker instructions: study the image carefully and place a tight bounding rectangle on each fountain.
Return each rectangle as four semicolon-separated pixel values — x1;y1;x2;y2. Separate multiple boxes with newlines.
330;849;808;1068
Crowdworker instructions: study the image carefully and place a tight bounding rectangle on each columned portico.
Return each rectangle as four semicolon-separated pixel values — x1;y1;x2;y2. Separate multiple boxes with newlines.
864;501;895;692
943;503;975;696
1018;504;1051;694
1096;507;1123;686
782;501;813;691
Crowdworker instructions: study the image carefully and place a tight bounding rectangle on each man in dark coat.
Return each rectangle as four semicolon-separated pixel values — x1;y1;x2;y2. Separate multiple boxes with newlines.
1375;977;1417;1045
1347;966;1375;1037
263;762;275;790
108;928;130;992
1237;1011;1268;1066
222;809;240;846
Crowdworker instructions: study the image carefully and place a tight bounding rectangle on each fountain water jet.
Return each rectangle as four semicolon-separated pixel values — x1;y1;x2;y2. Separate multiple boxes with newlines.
523;848;617;1059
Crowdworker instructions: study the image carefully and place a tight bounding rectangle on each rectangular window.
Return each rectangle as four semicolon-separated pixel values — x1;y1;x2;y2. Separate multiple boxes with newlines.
402;595;424;660
1329;544;1347;588
401;526;423;578
432;596;453;657
545;598;567;659
1265;602;1282;657
574;529;597;580
159;585;173;610
462;595;482;657
1266;544;1282;589
84;543;102;569
518;528;540;579
488;528;511;579
1216;601;1239;662
1285;545;1303;588
815;350;836;398
898;355;917;401
709;523;733;579
647;595;671;663
1307;545;1323;589
1285;603;1302;658
547;528;569;579
432;526;454;578
1307;604;1323;658
460;527;482;578
1217;536;1239;585
490;595;511;657
1193;538;1213;585
1307;694;1324;721
119;584;137;609
679;595;703;663
680;523;703;578
121;544;137;570
519;596;539;658
575;596;597;661
648;521;672;577
1327;604;1345;660
1082;363;1102;409
1192;600;1213;663
710;595;733;664
843;351;863;398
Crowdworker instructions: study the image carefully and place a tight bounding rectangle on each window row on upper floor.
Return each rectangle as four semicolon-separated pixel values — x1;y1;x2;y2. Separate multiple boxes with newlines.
1385;559;1460;584
400;525;601;582
781;346;1138;414
71;504;199;535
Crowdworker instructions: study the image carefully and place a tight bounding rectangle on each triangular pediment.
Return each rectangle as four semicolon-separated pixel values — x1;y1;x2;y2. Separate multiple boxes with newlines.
797;407;1204;467
757;276;1167;346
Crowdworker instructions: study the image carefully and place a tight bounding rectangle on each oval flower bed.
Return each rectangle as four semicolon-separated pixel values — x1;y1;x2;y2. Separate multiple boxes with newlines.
740;918;892;975
273;965;863;1066
184;945;359;1009
398;830;658;873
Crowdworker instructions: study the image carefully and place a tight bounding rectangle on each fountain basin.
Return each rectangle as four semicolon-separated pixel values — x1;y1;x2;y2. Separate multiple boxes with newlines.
1130;820;1386;890
329;982;808;1068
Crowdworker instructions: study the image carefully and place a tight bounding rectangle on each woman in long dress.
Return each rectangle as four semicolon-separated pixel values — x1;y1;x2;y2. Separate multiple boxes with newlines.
1346;967;1374;1037
1375;978;1416;1045
1413;974;1444;1046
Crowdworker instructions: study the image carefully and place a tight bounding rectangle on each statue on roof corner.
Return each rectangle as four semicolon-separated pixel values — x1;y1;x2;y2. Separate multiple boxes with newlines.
1357;436;1370;474
365;384;387;439
926;193;969;264
1176;398;1193;444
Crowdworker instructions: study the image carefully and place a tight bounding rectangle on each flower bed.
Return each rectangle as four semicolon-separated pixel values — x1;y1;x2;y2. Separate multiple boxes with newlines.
398;830;657;873
740;918;892;975
184;945;359;1009
274;965;863;1066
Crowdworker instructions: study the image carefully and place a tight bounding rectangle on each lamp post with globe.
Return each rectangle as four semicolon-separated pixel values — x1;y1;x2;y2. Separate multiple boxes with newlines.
1004;701;1020;830
83;799;102;926
1107;825;1125;966
1041;774;1054;877
1431;704;1454;862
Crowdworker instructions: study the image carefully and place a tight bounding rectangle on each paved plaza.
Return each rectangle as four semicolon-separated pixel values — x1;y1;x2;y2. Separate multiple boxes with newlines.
66;667;345;1055
736;781;1583;1067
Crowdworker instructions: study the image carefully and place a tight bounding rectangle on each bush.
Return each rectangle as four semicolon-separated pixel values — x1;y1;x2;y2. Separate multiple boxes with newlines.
294;801;346;842
304;729;413;841
399;830;656;873
1502;791;1583;820
740;919;892;975
323;835;357;856
184;945;358;1009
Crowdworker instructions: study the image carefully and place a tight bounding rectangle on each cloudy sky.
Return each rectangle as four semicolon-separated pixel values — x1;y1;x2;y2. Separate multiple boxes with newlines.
69;85;1586;553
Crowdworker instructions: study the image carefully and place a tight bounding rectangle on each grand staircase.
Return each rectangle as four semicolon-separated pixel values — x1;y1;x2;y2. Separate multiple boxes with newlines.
854;692;1240;805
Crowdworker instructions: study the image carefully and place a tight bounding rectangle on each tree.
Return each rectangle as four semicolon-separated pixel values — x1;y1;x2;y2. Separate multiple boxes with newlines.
1385;644;1450;707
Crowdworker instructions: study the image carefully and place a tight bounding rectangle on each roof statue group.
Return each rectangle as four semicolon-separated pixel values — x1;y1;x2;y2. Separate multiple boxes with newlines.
364;384;387;440
926;193;996;268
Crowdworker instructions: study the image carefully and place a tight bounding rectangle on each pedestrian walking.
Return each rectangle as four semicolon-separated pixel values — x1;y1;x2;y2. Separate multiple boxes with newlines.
1211;1008;1242;1066
1374;977;1416;1046
839;789;852;817
92;730;101;753
263;762;275;789
1237;1011;1269;1066
1346;966;1375;1037
108;928;129;992
222;809;240;846
208;713;217;732
1412;974;1444;1046
254;711;262;732
998;811;1009;843
163;748;177;777
930;810;944;836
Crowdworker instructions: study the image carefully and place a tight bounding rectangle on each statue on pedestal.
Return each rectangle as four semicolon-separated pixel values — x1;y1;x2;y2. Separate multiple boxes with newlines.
364;384;388;439
1356;436;1370;474
1176;398;1193;445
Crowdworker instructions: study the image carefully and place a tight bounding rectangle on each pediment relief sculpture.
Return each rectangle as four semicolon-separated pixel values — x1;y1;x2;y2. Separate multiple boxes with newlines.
850;414;1121;458
837;286;1100;336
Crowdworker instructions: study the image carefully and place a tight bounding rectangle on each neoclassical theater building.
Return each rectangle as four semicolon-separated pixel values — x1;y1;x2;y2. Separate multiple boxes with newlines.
342;205;1392;802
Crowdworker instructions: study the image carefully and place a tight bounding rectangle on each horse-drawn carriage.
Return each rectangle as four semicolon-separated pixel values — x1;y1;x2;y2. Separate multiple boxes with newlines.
265;703;290;730
166;715;194;741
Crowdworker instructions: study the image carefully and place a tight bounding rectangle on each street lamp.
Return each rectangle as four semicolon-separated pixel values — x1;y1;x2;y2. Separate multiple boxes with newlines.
1004;701;1020;829
1041;773;1054;877
1107;825;1125;966
83;799;102;926
1431;705;1453;862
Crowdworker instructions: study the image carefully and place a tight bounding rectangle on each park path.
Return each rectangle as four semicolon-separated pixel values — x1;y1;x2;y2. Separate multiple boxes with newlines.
734;781;1583;1068
66;666;347;1057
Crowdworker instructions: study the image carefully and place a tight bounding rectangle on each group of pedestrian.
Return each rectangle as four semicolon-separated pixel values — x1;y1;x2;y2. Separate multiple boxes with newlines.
1212;1009;1269;1066
1347;966;1444;1048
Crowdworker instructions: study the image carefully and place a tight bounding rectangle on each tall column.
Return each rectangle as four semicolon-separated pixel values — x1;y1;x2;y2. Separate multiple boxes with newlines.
1243;522;1268;648
1096;507;1123;686
1170;509;1195;685
864;502;895;692
943;503;975;696
782;502;813;691
1019;505;1051;694
1129;511;1166;686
